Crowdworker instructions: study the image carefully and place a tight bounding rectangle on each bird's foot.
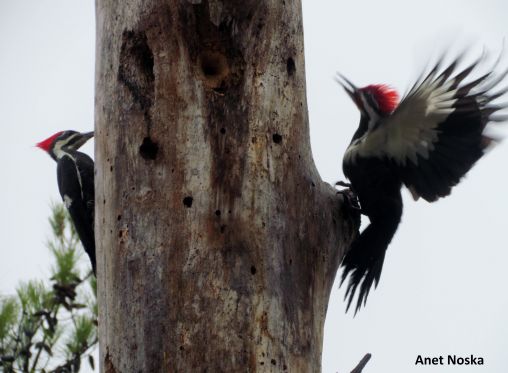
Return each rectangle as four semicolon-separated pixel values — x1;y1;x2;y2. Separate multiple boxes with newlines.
337;189;361;211
335;180;352;188
335;184;362;213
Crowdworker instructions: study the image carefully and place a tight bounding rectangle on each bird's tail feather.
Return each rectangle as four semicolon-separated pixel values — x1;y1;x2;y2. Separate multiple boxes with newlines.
340;216;399;315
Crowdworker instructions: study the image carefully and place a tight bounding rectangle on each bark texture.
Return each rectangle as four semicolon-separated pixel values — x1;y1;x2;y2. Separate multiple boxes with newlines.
95;0;358;371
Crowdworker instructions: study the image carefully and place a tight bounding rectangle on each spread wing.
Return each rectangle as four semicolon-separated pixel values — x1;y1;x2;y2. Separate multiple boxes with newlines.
383;52;508;201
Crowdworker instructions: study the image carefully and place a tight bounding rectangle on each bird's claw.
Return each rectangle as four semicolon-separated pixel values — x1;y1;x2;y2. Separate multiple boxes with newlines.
335;183;362;214
335;180;352;188
337;189;361;210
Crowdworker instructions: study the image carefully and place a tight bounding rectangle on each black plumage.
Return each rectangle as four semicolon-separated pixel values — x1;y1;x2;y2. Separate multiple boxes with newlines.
337;51;508;313
57;151;95;274
37;131;96;275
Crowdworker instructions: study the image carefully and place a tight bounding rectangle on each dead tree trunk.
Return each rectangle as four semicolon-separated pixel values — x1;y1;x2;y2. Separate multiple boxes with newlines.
95;0;358;371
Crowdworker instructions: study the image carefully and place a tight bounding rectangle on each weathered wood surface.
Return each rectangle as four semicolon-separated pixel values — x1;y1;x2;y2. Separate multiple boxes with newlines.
95;0;358;371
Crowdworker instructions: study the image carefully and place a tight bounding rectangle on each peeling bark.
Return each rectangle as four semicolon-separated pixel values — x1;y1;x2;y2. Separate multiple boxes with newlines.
95;0;358;371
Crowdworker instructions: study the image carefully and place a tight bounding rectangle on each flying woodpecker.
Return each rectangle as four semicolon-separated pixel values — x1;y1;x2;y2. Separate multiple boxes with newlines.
37;130;96;275
337;52;508;314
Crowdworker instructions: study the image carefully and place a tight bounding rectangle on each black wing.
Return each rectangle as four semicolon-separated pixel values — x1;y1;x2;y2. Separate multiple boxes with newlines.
57;152;95;274
388;53;507;201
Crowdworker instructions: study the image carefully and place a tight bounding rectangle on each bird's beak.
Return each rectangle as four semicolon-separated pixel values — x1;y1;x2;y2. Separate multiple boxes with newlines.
82;131;94;140
335;73;362;109
74;131;94;150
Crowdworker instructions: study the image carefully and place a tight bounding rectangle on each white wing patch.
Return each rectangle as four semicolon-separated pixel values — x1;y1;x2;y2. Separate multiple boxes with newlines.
64;194;73;208
345;65;461;166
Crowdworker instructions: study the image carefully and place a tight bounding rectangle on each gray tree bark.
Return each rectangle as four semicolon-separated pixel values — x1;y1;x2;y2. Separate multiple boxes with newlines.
95;0;358;371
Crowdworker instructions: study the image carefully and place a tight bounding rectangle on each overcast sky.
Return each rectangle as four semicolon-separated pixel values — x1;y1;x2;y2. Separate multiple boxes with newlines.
1;1;507;372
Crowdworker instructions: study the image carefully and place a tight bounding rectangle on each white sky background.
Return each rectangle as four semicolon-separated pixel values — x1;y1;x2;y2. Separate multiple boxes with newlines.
1;1;507;372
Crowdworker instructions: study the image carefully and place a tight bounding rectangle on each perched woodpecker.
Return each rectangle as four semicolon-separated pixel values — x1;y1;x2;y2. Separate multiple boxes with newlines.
37;131;96;275
337;52;507;313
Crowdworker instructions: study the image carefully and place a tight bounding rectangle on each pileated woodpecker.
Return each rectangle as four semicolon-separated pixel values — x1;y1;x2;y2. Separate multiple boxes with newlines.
37;131;96;275
337;53;507;313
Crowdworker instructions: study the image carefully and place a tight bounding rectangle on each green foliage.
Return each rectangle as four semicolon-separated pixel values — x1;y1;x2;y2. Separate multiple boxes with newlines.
0;297;18;341
0;204;97;372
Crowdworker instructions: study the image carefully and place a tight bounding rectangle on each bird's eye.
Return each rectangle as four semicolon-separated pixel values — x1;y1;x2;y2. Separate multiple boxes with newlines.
365;91;379;110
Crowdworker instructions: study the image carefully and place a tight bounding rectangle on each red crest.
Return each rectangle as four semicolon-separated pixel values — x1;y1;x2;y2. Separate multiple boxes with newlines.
363;84;399;114
36;131;64;152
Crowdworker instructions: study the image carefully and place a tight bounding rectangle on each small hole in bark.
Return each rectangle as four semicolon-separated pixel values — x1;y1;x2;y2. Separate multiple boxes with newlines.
110;165;113;172
117;215;122;221
272;133;282;144
311;182;316;187
201;52;227;77
250;266;256;275
183;196;193;208
139;137;158;160
271;359;276;365
260;362;265;366
179;346;184;351
215;210;221;216
220;225;226;233
220;127;226;134
289;258;292;265
286;57;296;76
283;364;288;370
199;51;229;89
